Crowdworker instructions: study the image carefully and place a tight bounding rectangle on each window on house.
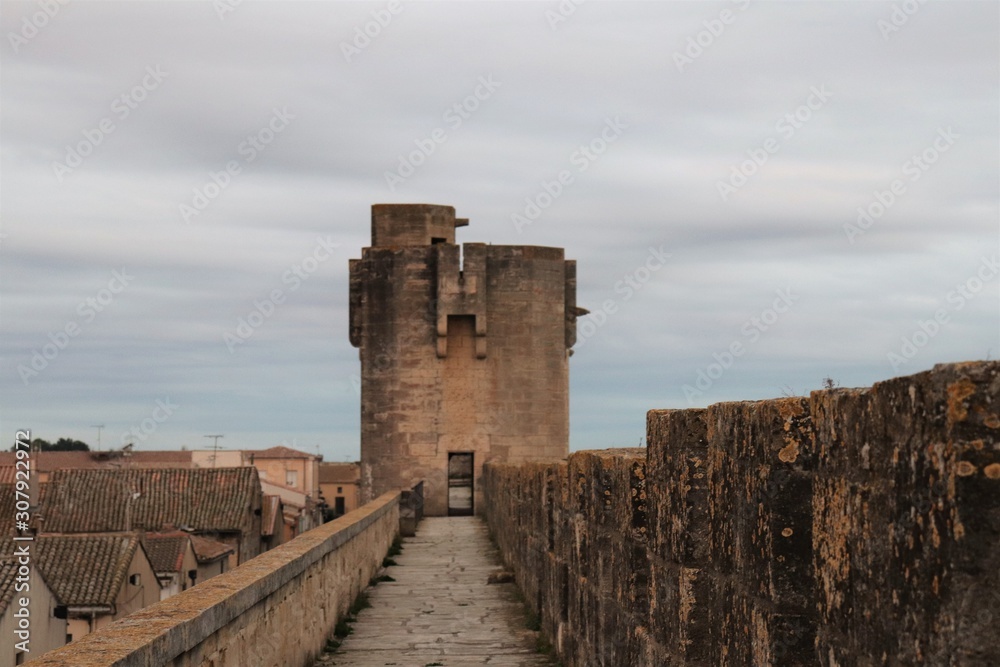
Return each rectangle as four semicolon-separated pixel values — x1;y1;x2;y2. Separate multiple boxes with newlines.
337;486;343;493
286;470;298;487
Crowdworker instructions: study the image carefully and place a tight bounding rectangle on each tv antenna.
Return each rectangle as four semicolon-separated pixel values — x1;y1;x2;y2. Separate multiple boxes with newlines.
204;434;225;467
90;424;105;451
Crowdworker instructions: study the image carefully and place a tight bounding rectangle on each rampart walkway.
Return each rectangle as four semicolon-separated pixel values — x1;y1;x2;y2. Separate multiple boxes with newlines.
320;517;551;666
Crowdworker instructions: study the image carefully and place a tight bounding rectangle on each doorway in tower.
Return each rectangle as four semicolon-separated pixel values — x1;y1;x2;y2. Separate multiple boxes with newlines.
447;452;474;516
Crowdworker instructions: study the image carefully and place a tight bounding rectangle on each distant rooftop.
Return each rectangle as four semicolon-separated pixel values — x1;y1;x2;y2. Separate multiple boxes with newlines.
319;462;360;484
250;446;318;460
31;534;147;608
0;450;192;472
0;559;18;616
41;467;260;535
189;534;234;563
141;532;190;574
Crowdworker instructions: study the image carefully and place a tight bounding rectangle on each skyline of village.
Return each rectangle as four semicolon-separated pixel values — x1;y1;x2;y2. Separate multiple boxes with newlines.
2;2;996;464
0;436;364;660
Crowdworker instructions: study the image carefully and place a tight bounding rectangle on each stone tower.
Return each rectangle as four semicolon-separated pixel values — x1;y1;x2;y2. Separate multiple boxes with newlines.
350;204;578;516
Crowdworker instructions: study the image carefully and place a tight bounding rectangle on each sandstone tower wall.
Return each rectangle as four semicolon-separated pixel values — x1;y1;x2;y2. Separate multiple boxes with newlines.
350;204;576;515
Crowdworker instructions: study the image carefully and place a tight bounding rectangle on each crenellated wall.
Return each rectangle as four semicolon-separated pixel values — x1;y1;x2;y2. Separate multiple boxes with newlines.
30;491;401;667
483;362;1000;666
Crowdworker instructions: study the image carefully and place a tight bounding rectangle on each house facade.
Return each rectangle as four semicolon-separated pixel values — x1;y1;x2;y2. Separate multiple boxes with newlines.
0;557;66;667
319;462;361;518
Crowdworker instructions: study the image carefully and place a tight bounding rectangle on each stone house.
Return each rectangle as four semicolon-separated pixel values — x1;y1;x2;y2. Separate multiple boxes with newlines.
319;462;361;518
248;446;321;500
140;531;230;600
189;534;233;581
33;534;160;643
141;532;198;600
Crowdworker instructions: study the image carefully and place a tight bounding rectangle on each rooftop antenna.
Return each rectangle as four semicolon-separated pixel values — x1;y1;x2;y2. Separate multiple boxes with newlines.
204;434;225;467
90;424;105;451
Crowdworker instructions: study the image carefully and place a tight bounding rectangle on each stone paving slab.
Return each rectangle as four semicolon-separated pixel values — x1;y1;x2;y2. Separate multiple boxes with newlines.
317;517;553;667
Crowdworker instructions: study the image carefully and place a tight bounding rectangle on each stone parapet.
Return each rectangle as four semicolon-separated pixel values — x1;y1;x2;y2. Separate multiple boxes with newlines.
31;491;402;667
483;362;1000;666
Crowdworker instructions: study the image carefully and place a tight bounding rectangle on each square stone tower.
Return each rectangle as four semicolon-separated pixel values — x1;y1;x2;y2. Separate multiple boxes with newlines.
349;204;578;516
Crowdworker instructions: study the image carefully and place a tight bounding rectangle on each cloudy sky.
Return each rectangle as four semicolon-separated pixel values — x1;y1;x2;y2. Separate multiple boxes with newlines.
1;0;997;462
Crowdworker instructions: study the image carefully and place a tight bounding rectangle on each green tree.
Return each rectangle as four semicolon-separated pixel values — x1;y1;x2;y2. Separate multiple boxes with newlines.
9;437;90;452
30;438;52;450
50;438;90;451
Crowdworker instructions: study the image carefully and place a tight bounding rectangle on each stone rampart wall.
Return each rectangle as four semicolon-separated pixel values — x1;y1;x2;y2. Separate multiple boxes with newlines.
31;491;401;667
483;362;1000;666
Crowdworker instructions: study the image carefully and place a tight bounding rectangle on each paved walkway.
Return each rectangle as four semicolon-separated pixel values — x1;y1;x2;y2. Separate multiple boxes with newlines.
319;516;552;666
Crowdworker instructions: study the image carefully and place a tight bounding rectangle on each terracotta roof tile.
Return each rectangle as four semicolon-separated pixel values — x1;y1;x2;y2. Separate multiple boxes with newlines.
0;450;193;473
250;446;316;460
30;535;144;607
40;467;260;535
127;451;192;465
141;533;189;574
0;484;14;534
0;559;17;616
189;535;233;563
319;462;360;484
0;466;15;484
0;451;94;471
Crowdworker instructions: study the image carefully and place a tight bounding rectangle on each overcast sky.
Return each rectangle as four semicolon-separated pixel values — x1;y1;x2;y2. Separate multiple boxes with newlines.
1;0;997;462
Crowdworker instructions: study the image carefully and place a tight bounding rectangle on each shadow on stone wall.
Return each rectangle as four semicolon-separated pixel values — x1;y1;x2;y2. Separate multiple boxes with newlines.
483;362;1000;666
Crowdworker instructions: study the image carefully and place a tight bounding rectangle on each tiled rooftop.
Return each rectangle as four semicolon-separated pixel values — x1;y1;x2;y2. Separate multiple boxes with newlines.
31;534;146;608
0;558;18;616
141;532;189;574
40;467;260;535
189;534;234;563
319;462;360;484
250;446;317;460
